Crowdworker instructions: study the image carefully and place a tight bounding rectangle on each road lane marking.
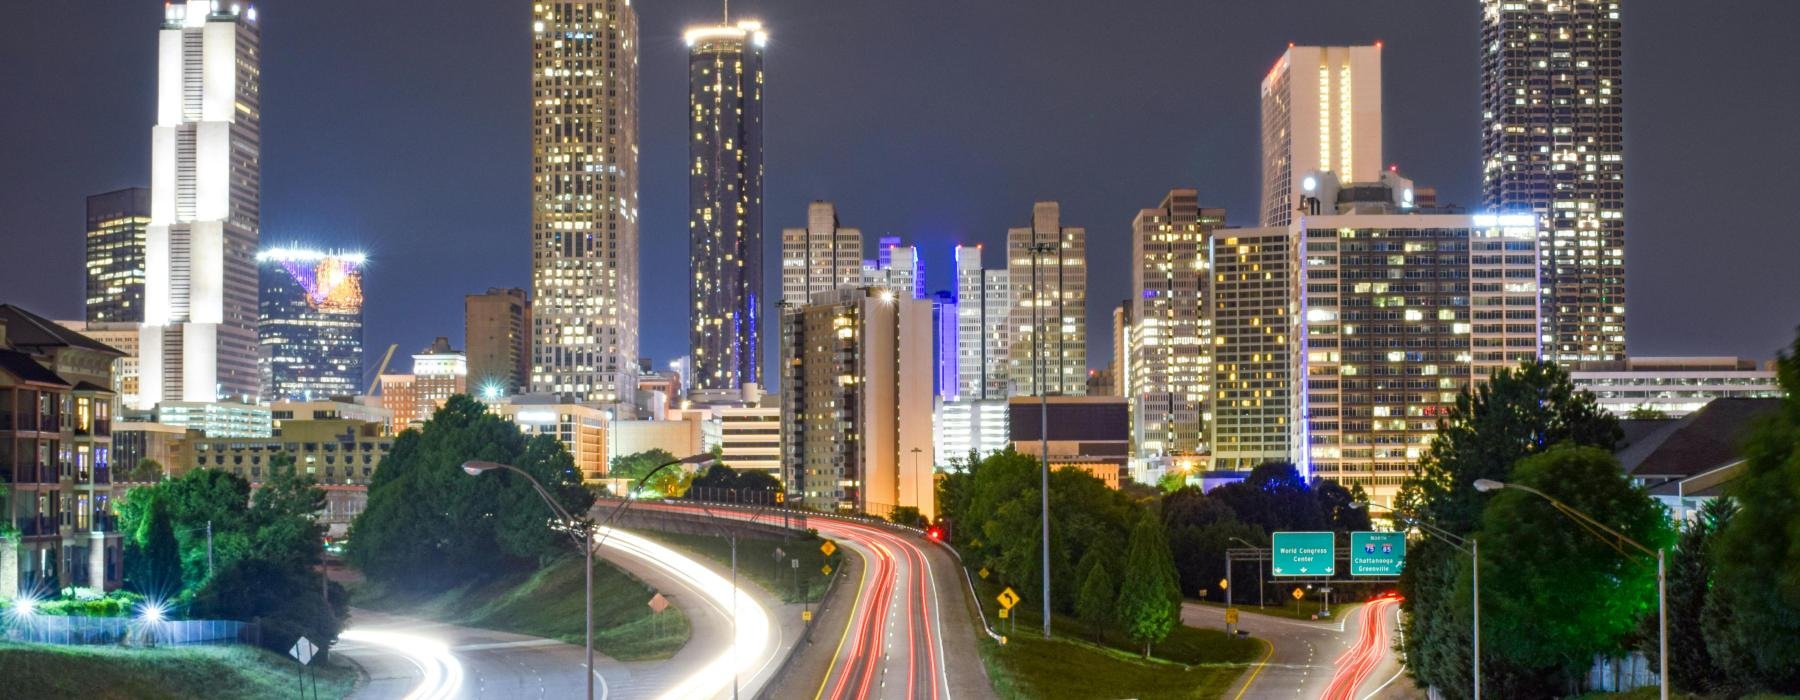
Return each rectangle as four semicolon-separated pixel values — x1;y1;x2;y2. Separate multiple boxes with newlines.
1231;636;1276;700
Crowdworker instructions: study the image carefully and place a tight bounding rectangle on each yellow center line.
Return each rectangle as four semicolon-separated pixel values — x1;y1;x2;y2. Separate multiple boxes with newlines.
813;538;870;700
1231;636;1276;700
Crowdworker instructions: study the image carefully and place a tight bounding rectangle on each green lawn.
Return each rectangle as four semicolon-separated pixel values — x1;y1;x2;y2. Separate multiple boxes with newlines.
351;555;689;660
0;642;355;700
644;529;841;604
970;575;1260;699
1576;691;1799;700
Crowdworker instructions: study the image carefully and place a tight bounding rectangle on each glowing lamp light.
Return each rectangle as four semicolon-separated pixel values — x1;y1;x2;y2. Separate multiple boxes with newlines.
138;601;167;623
1302;175;1317;192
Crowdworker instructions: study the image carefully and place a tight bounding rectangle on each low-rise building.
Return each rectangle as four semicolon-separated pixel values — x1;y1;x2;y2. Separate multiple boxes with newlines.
377;337;467;433
716;385;781;481
489;397;610;481
934;398;1009;467
1009;396;1131;489
1574;357;1780;418
1615;398;1783;522
156;401;271;438
182;417;393;486
0;304;126;595
271;399;392;432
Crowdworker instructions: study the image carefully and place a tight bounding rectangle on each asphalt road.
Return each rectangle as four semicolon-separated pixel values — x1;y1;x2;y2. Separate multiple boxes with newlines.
337;607;618;700
1187;601;1419;700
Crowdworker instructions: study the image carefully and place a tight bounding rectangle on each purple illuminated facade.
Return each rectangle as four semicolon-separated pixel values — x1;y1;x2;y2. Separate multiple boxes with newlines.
257;249;366;401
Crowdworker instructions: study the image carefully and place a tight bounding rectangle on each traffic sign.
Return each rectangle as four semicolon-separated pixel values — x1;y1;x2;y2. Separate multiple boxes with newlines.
978;567;990;580
820;540;837;557
997;587;1021;610
1225;608;1239;625
822;564;833;576
802;610;812;622
1272;531;1335;576
289;636;317;665
1350;531;1406;577
1292;587;1305;601
997;608;1009;620
1218;578;1229;591
648;593;669;614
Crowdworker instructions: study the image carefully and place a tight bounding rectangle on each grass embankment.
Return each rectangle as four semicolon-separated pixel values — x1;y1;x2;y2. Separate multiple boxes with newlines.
0;642;356;700
351;555;688;660
1577;691;1799;700
970;576;1261;699
645;529;841;604
1190;598;1357;622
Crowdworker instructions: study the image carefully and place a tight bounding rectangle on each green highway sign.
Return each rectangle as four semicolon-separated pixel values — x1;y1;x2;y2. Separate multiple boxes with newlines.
1272;531;1336;576
1350;531;1405;576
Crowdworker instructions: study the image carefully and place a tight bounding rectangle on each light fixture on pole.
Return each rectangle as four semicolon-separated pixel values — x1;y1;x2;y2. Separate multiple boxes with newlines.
1473;479;1667;700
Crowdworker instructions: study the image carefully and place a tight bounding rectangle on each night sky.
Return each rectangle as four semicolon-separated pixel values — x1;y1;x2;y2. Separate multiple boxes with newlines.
4;1;1798;385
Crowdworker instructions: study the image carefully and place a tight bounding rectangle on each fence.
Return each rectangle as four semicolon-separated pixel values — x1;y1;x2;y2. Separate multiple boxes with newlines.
4;616;259;647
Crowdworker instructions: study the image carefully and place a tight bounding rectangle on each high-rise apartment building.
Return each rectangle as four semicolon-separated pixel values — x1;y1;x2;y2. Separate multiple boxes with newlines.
1259;45;1383;227
686;19;765;395
953;245;1010;401
85;188;151;324
530;0;639;404
139;1;262;408
465;288;531;397
780;288;935;518
258;249;365;402
1129;190;1224;457
1209;226;1295;469
780;201;863;304
1480;0;1625;363
1007;202;1087;397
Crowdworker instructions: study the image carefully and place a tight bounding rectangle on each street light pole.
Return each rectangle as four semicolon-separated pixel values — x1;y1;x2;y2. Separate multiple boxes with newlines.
1474;479;1666;700
910;447;925;523
1031;240;1055;640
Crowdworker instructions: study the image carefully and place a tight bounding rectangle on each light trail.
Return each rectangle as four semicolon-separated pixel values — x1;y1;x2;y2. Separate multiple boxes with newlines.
1319;596;1401;700
338;628;466;700
594;526;776;700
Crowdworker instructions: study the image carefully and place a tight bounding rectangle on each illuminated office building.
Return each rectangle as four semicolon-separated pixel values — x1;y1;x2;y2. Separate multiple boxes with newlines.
953;244;1010;401
139;1;262;408
686;19;765;396
780;201;864;305
85;187;151;324
377;338;467;434
1007;202;1087;397
258;249;365;402
1481;0;1626;363
465;288;531;398
1208;226;1295;469
1128;189;1224;457
1259;45;1383;227
863;238;925;300
530;0;639;404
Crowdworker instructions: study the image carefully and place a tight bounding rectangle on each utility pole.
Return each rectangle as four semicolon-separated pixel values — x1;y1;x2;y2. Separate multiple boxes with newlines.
206;521;214;577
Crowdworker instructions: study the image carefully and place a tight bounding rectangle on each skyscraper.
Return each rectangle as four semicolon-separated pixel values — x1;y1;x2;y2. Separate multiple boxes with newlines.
863;238;925;299
779;201;863;304
465;288;531;397
139;1;262;408
1259;45;1383;227
531;0;639;404
1209;226;1295;470
257;249;365;402
1481;0;1625;363
85;188;151;324
952;245;1011;401
686;18;765;396
1008;202;1087;397
1129;190;1224;457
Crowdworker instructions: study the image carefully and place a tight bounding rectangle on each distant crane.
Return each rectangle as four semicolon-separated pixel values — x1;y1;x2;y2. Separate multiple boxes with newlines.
366;343;399;396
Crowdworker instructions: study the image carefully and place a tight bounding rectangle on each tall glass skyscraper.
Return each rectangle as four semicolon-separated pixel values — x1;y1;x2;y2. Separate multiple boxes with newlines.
1481;0;1625;363
257;249;365;401
686;18;766;397
139;1;262;408
531;1;639;404
85;188;151;324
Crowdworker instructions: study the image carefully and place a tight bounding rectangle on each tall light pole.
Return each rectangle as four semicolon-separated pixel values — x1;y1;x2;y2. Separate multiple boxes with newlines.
1474;479;1667;700
910;447;925;523
1030;240;1055;639
464;454;714;700
1352;501;1479;699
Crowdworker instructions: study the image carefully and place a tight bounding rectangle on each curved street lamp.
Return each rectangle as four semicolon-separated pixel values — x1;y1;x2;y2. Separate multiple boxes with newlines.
1473;479;1668;700
461;454;715;700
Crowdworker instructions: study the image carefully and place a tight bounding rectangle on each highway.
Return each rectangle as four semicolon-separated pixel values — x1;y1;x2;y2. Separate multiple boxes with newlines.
1187;599;1417;700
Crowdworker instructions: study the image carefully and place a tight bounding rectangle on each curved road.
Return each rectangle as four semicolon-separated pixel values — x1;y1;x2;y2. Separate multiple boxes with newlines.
1187;600;1417;700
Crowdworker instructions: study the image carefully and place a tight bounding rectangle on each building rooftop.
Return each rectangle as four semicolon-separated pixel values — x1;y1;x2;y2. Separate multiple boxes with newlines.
1615;397;1783;495
0;349;70;387
0;304;126;357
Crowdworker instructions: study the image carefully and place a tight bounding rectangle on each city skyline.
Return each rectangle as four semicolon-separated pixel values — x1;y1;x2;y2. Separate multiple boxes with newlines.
3;1;1799;385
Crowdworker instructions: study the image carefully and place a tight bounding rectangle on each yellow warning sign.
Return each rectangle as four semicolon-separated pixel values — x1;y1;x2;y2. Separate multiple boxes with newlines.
822;564;834;576
1292;587;1305;601
997;587;1021;610
820;540;837;557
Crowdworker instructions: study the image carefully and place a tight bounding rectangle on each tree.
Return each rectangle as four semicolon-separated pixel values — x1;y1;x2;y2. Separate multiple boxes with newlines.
129;457;165;482
608;448;678;482
888;506;924;527
1705;332;1800;692
1654;498;1735;693
1207;462;1326;534
1161;486;1264;602
1470;445;1671;697
349;395;594;589
1116;510;1182;659
128;494;183;598
1075;558;1115;641
1396;360;1621;696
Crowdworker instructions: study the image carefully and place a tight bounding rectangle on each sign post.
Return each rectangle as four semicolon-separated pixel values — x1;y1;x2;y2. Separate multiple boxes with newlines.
1271;532;1336;577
